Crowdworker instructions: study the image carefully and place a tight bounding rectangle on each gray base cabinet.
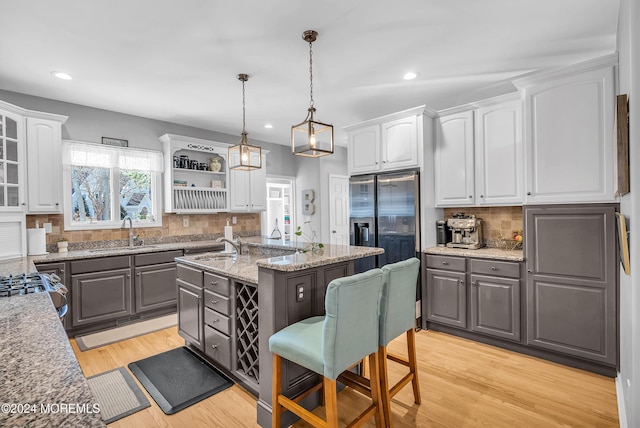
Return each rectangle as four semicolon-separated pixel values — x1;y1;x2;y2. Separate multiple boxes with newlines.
425;268;466;328
177;264;204;351
134;251;180;313
72;267;132;326
470;274;520;341
525;205;617;366
203;271;233;369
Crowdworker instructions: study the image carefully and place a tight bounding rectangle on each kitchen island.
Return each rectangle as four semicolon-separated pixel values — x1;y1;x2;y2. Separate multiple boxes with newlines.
174;241;384;428
0;293;105;427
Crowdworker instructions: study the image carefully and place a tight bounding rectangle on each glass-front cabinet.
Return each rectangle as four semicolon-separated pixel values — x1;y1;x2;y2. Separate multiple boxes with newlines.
160;134;230;214
0;109;24;212
263;179;293;240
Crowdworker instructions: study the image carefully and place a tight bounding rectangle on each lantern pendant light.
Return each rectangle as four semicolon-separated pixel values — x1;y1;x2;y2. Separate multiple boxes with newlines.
291;30;334;158
229;73;262;170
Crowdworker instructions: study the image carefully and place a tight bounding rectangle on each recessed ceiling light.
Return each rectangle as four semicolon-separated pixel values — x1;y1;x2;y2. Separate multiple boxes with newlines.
52;71;72;80
403;72;418;80
264;124;273;129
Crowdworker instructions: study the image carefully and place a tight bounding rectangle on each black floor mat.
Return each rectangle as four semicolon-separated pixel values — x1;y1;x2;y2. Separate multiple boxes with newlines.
128;346;233;415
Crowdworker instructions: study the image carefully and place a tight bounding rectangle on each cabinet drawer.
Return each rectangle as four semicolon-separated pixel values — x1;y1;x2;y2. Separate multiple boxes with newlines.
177;264;203;286
470;259;520;278
71;255;131;274
426;255;466;272
204;271;230;296
135;250;183;266
205;325;231;370
204;289;231;315
204;306;231;336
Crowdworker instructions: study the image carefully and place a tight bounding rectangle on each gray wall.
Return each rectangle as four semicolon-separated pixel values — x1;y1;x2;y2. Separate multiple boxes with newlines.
616;1;639;426
0;89;298;177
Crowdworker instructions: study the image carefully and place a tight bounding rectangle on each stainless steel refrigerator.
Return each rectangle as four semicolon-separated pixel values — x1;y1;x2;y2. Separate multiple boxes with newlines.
349;170;420;273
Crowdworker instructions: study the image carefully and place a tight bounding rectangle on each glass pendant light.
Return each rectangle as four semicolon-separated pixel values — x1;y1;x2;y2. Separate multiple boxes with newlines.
229;73;262;170
291;30;334;158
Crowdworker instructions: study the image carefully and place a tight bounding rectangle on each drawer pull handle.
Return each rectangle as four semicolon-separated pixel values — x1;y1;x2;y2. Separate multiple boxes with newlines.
442;261;448;265
491;266;496;271
211;344;219;349
211;281;218;286
211;300;219;305
471;281;476;286
211;319;220;323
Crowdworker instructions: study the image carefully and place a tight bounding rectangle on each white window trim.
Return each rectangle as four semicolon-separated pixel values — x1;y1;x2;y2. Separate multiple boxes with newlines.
62;141;163;231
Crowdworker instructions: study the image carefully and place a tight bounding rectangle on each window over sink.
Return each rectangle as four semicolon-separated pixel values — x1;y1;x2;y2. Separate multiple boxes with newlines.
62;140;163;231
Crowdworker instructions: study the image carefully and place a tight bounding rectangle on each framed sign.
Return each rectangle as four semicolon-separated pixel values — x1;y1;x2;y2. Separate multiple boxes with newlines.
102;137;129;147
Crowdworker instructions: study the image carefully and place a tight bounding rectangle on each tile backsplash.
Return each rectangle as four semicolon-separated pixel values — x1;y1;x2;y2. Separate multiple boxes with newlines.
443;206;523;241
26;212;262;249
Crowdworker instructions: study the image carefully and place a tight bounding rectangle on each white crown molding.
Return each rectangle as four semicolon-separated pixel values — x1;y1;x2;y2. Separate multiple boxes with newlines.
343;105;428;131
0;99;68;123
512;53;618;89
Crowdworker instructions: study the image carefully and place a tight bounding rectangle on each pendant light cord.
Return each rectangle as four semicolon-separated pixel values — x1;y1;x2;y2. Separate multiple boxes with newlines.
242;78;247;136
308;38;314;109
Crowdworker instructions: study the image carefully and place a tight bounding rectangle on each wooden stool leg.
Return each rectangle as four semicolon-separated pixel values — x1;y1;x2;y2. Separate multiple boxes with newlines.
324;377;339;428
369;351;385;428
377;346;392;428
407;329;421;404
272;353;283;428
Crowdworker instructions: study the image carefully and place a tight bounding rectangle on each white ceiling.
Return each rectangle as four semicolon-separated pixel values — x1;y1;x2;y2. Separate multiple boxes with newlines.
0;0;619;146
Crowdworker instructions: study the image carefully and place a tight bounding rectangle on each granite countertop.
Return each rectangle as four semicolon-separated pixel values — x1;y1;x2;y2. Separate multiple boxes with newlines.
0;294;105;427
176;243;384;284
423;246;524;262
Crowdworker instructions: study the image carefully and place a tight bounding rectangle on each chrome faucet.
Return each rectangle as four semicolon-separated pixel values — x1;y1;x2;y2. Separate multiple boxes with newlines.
121;216;134;248
216;237;242;255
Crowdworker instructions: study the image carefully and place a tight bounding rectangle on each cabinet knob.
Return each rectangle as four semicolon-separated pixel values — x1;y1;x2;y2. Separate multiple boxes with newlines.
211;300;219;305
527;192;532;196
480;195;484;198
21;202;26;206
471;281;476;286
332;230;336;233
527;269;532;273
60;270;65;275
468;195;472;199
211;344;219;349
211;319;219;323
136;272;141;276
491;266;496;271
211;281;218;286
460;280;464;285
55;202;60;206
442;261;448;265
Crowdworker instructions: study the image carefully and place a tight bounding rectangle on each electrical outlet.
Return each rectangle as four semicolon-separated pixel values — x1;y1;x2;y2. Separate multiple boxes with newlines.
43;222;52;233
183;217;189;227
232;216;237;224
415;300;421;318
296;285;305;302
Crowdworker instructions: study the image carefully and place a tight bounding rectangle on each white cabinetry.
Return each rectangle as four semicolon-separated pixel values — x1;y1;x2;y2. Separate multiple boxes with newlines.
514;55;616;204
160;134;230;214
474;98;523;205
229;154;267;212
26;114;68;213
434;109;475;206
346;106;424;176
434;95;522;207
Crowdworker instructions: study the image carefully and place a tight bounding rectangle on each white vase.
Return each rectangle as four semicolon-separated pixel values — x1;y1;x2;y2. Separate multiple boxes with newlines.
57;241;68;253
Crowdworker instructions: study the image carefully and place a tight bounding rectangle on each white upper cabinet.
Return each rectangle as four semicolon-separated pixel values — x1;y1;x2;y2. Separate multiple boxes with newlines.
0;106;25;213
348;125;379;174
434;109;475;206
229;154;267;212
26;114;68;213
346;106;424;176
380;115;418;171
474;98;523;205
514;55;616;204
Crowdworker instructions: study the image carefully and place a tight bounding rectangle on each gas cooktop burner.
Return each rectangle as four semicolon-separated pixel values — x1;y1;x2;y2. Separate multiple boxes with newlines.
0;273;48;297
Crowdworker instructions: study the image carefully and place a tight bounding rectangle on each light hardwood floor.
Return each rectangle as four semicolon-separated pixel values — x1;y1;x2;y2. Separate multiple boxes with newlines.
71;328;619;427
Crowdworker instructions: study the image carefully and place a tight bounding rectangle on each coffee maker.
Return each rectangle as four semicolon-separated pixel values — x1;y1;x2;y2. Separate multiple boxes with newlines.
446;213;483;249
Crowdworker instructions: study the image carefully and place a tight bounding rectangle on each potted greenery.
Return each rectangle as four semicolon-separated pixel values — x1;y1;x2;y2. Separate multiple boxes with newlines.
57;238;69;253
295;221;324;254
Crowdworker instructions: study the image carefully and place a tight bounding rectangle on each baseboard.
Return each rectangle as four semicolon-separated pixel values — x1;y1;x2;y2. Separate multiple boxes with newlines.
616;373;629;428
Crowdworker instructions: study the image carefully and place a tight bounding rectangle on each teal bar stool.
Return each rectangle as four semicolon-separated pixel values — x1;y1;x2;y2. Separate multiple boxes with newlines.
269;268;385;428
339;257;421;427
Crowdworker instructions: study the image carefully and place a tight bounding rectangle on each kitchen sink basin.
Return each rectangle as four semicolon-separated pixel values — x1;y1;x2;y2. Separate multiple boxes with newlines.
194;253;236;261
89;246;158;253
